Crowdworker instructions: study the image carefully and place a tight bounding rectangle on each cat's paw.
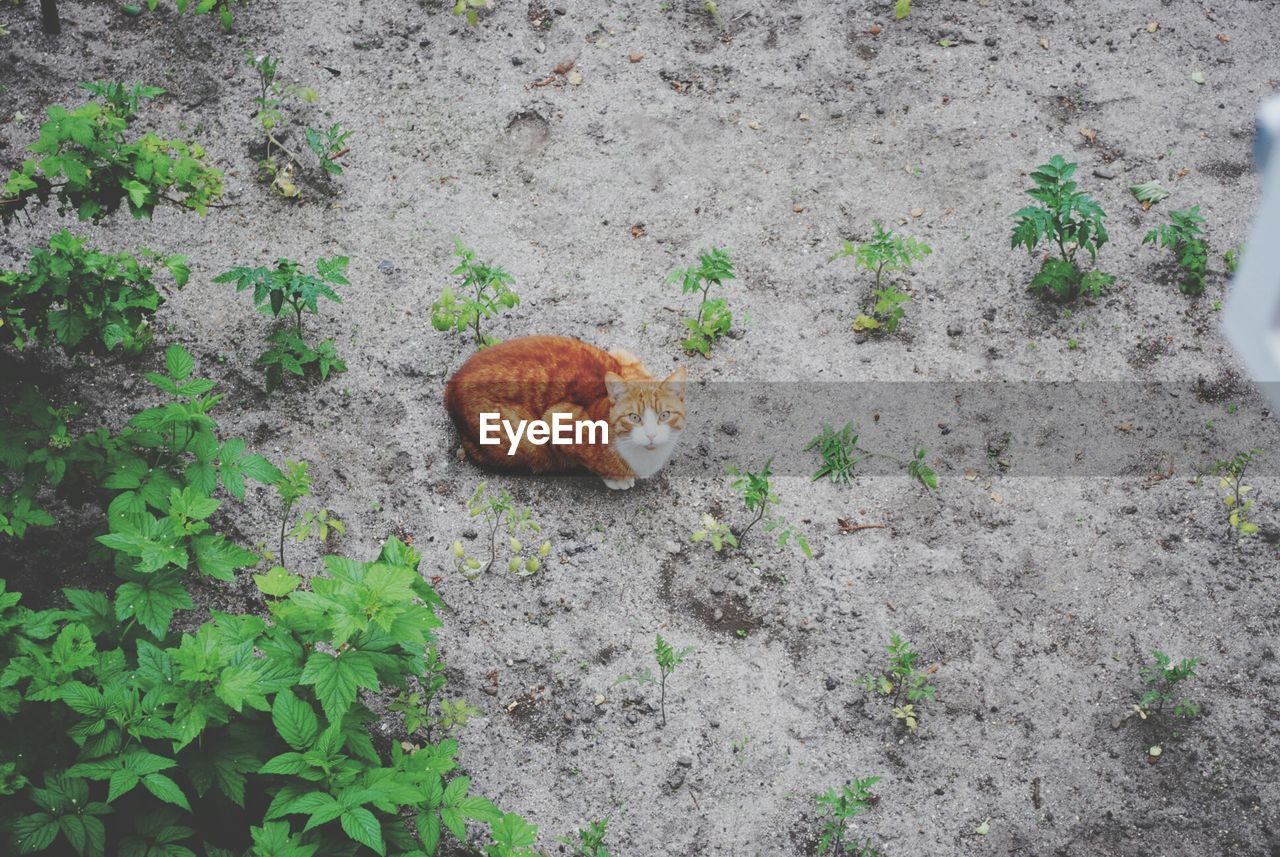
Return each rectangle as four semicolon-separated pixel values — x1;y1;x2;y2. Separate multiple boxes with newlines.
602;476;635;490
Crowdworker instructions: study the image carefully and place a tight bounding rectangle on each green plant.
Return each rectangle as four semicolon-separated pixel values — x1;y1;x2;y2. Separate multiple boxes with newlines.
803;425;937;491
1011;155;1114;302
213;256;348;392
0;230;189;356
1134;650;1200;756
246;55;350;187
272;459;313;566
668;247;735;357
1143;205;1209;295
0;536;539;857
431;239;519;347
1213;449;1262;538
147;0;250;30
1224;242;1244;275
1;82;223;223
559;816;612;857
805;423;862;484
291;506;346;547
1129;180;1169;208
717;459;812;557
860;633;936;733
453;0;492;25
816;777;882;856
689;513;738;552
654;634;694;727
906;445;938;490
830;222;930;334
893;0;910;18
451;483;550;579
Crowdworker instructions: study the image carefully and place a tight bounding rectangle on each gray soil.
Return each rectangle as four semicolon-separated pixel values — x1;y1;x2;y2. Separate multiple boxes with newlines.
4;0;1280;855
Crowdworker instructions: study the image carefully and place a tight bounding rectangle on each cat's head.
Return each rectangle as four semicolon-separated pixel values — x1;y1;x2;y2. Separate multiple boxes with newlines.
604;367;687;477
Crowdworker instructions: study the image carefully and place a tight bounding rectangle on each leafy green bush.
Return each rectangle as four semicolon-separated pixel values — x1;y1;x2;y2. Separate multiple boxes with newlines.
692;459;811;558
1143;205;1209;295
431;239;519;348
859;632;937;734
1011;155;1114;302
214;257;348;392
0;536;537;856
668;248;735;357
0;347;540;856
0;230;189;356
1;83;223;224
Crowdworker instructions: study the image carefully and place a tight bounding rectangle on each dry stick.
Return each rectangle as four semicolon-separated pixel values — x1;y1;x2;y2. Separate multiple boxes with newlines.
840;523;886;533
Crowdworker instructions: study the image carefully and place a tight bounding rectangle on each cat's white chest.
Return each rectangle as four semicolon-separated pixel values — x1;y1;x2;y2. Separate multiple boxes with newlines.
618;436;679;478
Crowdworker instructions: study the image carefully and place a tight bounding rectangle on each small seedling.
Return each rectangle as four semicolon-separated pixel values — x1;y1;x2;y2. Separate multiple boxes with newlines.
655;634;694;727
805;423;863;484
1135;650;1200;755
894;0;910;18
830;222;929;334
717;459;812;557
559;817;612;857
1213;449;1262;538
272;459;312;566
452;483;550;578
690;513;738;551
1143;205;1209;295
816;777;882;856
1011;155;1114;302
246;54;350;187
214;256;348;391
1224;242;1244;275
668;247;735;357
453;0;492;25
804;424;938;491
432;238;519;347
290;507;345;546
906;446;938;490
860;633;936;733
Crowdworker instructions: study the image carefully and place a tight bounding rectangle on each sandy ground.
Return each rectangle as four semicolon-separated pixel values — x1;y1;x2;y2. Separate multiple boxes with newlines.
4;0;1280;854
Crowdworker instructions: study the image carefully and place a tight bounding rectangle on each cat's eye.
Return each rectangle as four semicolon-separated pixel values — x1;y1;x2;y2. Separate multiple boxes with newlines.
628;413;641;423
659;410;671;421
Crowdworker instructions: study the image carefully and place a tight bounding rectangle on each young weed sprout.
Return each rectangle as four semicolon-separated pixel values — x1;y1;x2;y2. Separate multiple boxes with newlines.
655;633;694;727
559;817;613;857
432;238;520;347
829;221;931;335
860;633;937;734
246;54;351;192
668;247;736;357
1011;155;1114;302
1143;205;1210;295
452;483;550;579
1213;449;1262;539
693;458;812;558
816;776;882;856
1135;650;1201;757
804;423;938;491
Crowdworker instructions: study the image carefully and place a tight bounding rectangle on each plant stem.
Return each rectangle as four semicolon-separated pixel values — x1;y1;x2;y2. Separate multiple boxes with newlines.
659;673;667;727
279;501;293;566
737;505;766;543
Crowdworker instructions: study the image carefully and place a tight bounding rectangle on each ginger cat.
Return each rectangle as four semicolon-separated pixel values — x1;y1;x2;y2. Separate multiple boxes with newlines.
444;335;686;489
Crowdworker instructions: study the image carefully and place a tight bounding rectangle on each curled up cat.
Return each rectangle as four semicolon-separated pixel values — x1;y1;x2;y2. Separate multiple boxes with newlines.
444;335;686;489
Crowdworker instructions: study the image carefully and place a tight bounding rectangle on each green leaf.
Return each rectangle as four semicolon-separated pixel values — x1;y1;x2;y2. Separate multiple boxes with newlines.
300;651;379;722
165;345;194;381
272;689;319;750
254;565;301;598
141;773;191;810
894;0;910;18
340;807;385;855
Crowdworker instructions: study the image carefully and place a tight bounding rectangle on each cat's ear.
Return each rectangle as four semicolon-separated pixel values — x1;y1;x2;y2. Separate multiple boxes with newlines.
604;372;628;401
661;366;687;400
